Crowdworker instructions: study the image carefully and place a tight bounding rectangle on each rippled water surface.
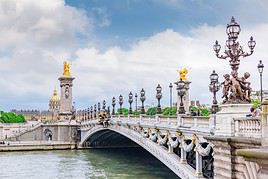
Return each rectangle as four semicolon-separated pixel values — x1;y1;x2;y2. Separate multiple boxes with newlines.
0;148;179;179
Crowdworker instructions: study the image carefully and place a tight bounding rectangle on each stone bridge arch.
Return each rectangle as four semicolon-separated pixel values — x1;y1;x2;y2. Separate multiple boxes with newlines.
80;125;197;179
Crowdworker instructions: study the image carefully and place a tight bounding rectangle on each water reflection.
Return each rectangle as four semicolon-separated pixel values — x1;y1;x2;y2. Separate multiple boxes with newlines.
0;148;179;179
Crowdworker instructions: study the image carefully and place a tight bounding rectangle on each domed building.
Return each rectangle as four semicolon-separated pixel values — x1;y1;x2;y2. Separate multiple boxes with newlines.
47;88;60;120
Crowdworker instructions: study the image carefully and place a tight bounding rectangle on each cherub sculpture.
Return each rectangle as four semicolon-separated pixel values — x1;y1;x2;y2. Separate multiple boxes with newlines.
230;71;244;102
221;74;231;103
238;72;251;102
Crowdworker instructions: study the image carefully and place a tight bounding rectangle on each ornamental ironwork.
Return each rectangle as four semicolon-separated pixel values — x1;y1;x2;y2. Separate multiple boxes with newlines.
213;17;256;104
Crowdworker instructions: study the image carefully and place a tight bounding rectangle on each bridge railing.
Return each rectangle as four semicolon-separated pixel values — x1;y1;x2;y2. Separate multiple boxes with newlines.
109;114;211;131
81;114;212;132
234;117;261;138
180;116;211;129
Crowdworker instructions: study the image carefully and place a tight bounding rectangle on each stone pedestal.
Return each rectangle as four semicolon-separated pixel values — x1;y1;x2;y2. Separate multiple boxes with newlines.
215;103;251;136
175;81;191;114
262;100;268;146
58;76;75;121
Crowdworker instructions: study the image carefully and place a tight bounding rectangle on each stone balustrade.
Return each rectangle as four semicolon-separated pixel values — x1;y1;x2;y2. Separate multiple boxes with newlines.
234;117;261;138
80;114;212;134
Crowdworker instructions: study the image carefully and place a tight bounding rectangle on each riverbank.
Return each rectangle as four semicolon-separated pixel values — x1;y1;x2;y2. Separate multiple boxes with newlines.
0;141;77;152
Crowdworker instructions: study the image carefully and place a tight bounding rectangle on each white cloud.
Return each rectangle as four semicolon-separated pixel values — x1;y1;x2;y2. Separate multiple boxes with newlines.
0;1;268;111
0;0;90;51
71;23;268;109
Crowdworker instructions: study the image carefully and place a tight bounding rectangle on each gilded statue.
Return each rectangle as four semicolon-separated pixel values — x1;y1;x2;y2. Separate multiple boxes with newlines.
63;61;71;77
178;68;188;81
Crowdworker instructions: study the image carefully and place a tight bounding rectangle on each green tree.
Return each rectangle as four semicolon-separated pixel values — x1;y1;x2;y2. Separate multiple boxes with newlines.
146;107;157;115
117;108;129;116
132;110;141;116
0;112;26;123
162;107;177;116
251;99;261;108
200;107;210;116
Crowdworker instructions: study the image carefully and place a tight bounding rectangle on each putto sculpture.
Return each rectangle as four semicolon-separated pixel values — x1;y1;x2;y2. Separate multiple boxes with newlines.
213;17;256;104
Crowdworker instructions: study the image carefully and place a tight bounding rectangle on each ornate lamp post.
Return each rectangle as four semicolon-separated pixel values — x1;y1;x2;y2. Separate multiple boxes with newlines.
209;70;221;114
102;100;106;110
94;104;97;118
177;79;186;114
97;102;101;113
135;93;138;112
87;107;90;120
156;84;162;114
128;92;133;114
90;106;93;119
140;88;146;114
258;60;264;102
213;17;256;104
112;97;116;115
107;106;110;115
82;110;85;121
169;83;173;108
119;95;123;115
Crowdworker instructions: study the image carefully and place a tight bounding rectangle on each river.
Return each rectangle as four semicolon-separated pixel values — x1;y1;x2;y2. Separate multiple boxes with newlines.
0;148;179;179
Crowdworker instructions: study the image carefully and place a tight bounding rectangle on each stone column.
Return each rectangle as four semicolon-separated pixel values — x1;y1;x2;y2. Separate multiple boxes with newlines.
262;99;268;146
168;144;173;153
175;81;191;114
195;150;203;176
180;147;186;163
58;76;75;121
0;125;3;140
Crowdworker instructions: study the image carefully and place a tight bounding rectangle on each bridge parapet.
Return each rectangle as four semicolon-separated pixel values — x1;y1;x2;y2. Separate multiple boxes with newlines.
105;115;212;133
234;117;261;138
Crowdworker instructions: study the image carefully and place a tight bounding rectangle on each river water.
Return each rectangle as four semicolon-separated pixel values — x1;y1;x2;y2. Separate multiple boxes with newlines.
0;148;179;179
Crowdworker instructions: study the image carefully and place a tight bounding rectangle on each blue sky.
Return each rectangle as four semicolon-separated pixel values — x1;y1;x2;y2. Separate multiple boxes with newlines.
1;0;268;111
65;0;268;49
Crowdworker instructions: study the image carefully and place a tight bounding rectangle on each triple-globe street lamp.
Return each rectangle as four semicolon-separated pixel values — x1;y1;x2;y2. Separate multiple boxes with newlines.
112;97;116;115
94;104;97;118
140;89;146;114
169;83;173;108
90;106;93;119
213;17;256;72
128;92;133;114
102;100;106;111
156;84;162;114
87;107;90;120
209;70;220;114
119;95;123;115
177;79;186;114
257;60;264;102
135;93;138;112
97;102;101;114
213;17;256;104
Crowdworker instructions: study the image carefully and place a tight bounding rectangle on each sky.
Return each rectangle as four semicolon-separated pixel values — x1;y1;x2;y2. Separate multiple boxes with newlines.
1;0;268;111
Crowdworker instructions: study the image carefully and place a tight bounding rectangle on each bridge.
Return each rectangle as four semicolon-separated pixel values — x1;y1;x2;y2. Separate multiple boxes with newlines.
77;112;261;179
